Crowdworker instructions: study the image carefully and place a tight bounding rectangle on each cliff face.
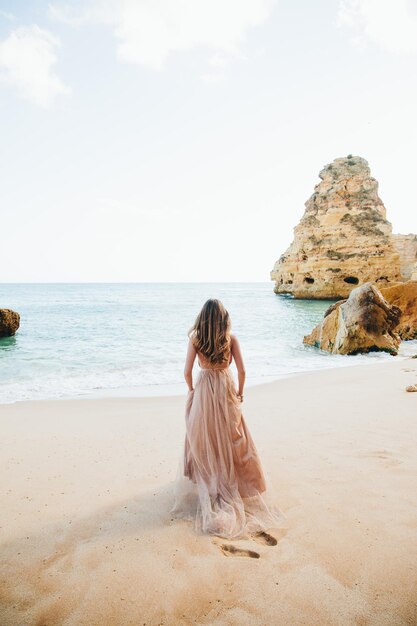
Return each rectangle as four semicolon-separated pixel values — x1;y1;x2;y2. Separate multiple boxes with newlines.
380;281;417;340
271;156;414;299
392;234;417;281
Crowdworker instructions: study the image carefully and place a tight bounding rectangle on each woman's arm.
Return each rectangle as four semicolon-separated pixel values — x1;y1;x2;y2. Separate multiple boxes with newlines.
231;334;246;401
184;338;197;391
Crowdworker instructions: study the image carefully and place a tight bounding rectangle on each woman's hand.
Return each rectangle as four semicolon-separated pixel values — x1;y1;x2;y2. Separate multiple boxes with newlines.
236;389;244;402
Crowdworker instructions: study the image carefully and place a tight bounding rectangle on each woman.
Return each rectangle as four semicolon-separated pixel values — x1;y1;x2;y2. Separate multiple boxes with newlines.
170;299;288;542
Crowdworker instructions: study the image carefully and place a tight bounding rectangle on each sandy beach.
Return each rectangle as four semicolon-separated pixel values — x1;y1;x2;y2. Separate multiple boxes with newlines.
1;358;417;626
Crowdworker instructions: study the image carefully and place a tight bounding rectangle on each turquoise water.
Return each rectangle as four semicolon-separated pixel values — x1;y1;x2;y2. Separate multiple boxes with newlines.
0;283;414;403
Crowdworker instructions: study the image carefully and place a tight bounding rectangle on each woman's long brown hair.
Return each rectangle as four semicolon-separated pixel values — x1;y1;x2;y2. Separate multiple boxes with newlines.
189;299;231;364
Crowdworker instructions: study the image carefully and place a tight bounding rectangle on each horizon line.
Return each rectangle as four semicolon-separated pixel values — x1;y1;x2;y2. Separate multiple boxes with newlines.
0;280;274;285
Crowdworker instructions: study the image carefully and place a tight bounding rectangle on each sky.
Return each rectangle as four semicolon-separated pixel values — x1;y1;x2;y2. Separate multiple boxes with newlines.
0;0;416;282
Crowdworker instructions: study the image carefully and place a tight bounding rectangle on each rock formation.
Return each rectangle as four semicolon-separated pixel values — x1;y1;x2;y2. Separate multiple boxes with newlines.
0;309;20;338
392;234;417;280
271;156;416;299
303;283;401;355
380;281;417;340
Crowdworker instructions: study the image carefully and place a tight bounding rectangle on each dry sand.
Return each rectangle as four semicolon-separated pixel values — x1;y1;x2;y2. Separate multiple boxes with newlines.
1;358;417;625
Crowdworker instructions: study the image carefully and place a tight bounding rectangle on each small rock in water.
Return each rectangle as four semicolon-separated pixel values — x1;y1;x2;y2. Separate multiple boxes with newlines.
0;309;20;338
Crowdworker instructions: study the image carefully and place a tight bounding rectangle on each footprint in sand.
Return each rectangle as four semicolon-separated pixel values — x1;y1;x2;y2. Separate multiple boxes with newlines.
356;449;403;467
250;531;278;546
219;544;260;559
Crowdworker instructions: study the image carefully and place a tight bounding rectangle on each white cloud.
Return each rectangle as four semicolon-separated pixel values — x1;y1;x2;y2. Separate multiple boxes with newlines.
338;0;417;54
49;0;275;70
0;25;71;107
47;3;93;26
209;53;236;68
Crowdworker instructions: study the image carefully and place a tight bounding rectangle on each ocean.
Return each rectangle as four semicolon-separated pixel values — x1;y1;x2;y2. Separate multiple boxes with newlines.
0;282;415;404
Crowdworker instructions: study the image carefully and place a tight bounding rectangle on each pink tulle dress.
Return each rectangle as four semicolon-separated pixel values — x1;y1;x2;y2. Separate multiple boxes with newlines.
170;340;288;539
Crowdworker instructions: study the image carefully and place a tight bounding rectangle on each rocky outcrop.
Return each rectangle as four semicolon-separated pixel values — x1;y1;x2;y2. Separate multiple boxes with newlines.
303;283;401;355
392;234;417;280
0;309;20;338
271;156;415;299
380;281;417;340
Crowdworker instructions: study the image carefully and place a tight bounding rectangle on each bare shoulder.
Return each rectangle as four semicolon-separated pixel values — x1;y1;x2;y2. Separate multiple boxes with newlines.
229;334;244;367
188;332;197;348
229;333;239;347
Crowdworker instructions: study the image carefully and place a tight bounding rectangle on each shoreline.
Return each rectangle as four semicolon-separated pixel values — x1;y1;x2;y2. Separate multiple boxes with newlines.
1;356;417;624
2;340;416;406
2;352;416;410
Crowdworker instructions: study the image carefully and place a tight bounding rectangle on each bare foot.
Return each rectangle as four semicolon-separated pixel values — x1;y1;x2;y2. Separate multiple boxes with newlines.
251;531;278;546
219;544;260;559
406;384;417;392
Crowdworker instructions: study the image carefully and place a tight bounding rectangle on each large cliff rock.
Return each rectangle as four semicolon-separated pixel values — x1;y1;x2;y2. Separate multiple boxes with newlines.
0;309;20;338
380;281;417;340
392;234;417;280
303;283;401;355
271;156;415;299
